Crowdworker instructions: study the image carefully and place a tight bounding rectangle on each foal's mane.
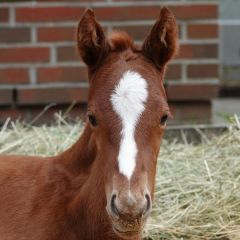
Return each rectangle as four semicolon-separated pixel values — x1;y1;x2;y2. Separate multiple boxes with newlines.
108;31;138;52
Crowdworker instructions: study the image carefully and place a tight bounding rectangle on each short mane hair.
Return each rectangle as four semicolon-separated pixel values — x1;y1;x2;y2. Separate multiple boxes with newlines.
108;31;138;52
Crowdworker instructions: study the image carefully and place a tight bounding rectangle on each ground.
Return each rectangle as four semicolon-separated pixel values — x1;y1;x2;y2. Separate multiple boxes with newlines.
0;114;240;240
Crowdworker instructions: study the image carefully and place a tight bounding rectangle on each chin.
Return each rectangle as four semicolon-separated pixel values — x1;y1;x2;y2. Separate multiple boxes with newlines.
112;224;143;239
114;229;140;239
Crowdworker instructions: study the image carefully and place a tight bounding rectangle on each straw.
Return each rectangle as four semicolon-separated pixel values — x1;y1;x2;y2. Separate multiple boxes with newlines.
0;115;239;240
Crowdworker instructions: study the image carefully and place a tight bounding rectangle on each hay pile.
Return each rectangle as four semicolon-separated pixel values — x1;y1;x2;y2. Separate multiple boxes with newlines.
0;114;240;240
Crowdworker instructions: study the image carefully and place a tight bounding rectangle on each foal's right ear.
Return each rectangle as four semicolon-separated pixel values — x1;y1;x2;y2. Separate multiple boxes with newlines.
142;7;178;69
77;9;109;67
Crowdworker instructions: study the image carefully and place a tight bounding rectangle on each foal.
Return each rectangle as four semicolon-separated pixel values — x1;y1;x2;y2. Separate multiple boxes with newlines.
0;7;177;240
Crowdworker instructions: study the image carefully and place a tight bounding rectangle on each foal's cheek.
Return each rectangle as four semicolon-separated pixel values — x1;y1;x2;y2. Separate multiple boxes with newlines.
143;129;163;191
150;127;164;155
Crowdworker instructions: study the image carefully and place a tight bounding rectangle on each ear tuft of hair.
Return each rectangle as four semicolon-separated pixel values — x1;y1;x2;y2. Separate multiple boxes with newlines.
108;31;134;52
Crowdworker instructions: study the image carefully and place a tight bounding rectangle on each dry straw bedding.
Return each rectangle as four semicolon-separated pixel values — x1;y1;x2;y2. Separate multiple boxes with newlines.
0;114;240;240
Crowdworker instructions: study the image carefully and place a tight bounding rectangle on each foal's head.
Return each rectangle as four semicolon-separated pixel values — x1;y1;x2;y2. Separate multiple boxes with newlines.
77;7;178;238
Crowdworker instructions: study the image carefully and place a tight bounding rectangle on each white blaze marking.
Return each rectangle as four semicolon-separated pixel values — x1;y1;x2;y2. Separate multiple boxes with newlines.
110;71;148;180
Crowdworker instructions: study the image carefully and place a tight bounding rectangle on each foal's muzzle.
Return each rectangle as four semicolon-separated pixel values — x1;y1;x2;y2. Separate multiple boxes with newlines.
106;191;152;238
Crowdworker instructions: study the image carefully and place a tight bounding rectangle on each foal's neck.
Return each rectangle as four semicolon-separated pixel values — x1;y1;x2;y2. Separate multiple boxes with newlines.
58;124;96;175
54;125;111;238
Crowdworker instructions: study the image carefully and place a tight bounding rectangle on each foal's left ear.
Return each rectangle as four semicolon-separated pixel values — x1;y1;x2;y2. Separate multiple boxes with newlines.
142;7;178;69
77;9;109;67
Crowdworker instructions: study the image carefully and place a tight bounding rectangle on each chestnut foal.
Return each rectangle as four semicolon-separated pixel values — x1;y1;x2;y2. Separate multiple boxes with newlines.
0;7;177;240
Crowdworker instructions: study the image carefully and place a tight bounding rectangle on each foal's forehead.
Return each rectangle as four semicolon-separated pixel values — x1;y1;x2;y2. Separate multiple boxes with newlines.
88;53;167;116
110;70;148;122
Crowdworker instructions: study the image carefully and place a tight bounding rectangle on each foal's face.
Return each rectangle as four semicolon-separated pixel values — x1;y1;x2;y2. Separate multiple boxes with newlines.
77;7;178;239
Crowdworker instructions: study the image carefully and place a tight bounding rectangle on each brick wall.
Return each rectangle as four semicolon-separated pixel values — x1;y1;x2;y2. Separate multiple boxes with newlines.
0;0;219;124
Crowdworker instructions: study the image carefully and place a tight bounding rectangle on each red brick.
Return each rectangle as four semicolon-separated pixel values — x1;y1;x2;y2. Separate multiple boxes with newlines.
37;66;88;83
170;5;218;21
0;108;22;124
95;5;217;21
166;84;219;101
37;27;75;42
0;47;50;63
57;46;80;62
187;24;218;39
17;87;88;105
16;7;84;22
94;7;158;21
0;68;29;84
188;64;218;79
113;25;182;41
178;44;218;59
169;102;211;124
165;64;181;80
16;5;217;23
0;8;9;23
0;89;13;105
0;27;31;43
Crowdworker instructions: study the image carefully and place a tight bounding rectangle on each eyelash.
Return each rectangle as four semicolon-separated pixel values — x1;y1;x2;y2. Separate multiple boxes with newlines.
88;114;98;127
160;114;168;125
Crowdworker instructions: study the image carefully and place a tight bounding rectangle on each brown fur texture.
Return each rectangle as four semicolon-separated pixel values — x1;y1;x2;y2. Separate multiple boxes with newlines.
142;6;178;69
0;7;178;240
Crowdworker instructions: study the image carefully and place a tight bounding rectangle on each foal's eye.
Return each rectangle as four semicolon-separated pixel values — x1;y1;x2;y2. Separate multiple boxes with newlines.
160;114;168;126
88;114;98;127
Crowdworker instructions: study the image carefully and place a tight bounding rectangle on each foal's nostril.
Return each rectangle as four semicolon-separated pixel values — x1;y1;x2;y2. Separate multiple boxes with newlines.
109;192;151;220
111;194;119;217
142;193;151;217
